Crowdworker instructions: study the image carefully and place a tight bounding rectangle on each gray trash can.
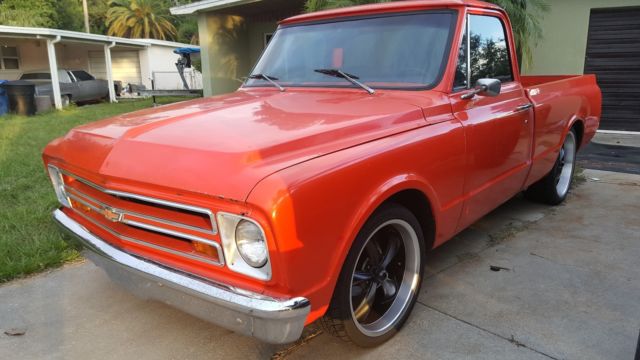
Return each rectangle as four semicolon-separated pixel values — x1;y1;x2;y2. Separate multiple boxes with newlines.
35;95;53;114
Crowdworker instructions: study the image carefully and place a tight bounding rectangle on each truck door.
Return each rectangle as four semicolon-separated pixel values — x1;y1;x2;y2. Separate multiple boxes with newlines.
450;13;534;231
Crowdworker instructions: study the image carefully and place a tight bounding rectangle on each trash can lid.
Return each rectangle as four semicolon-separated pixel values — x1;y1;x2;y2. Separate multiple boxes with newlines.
1;80;36;87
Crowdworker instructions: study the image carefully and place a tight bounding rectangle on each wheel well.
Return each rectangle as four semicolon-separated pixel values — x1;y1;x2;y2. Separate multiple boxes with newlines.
383;189;436;251
572;120;585;149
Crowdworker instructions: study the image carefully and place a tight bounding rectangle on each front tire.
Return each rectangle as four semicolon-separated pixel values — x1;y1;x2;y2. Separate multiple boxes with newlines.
320;204;425;347
525;129;577;205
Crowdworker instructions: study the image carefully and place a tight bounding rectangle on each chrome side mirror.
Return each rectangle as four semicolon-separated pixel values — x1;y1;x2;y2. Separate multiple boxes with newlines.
461;78;502;99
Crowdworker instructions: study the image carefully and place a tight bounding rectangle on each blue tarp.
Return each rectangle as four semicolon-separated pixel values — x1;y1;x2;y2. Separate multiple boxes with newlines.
173;47;201;55
0;80;8;116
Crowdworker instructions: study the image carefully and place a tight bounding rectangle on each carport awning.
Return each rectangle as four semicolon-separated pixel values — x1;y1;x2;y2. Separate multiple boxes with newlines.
0;26;148;47
0;25;150;109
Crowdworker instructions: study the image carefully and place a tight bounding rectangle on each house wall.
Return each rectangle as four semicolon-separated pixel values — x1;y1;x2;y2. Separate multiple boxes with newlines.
198;12;250;96
59;43;92;70
139;45;203;90
247;21;277;68
0;39;50;80
524;0;640;75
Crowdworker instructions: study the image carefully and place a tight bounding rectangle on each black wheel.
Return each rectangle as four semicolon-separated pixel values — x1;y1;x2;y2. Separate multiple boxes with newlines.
525;129;577;205
320;204;425;347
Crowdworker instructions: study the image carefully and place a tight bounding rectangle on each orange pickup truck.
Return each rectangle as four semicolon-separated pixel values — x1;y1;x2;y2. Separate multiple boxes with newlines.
44;0;601;347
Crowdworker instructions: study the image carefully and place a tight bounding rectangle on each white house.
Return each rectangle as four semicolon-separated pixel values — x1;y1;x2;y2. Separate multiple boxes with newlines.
0;25;202;109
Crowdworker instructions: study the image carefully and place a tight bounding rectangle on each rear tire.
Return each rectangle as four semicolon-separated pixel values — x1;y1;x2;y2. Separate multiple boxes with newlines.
320;204;425;347
525;129;577;205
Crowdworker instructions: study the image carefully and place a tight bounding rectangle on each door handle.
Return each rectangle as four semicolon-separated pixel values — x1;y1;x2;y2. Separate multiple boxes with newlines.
514;103;533;112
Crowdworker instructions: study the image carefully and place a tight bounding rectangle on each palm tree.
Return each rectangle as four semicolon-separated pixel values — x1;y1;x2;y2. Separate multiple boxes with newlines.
106;0;177;40
304;0;548;69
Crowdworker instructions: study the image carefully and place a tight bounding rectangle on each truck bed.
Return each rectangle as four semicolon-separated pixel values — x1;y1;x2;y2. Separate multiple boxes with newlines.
521;74;602;187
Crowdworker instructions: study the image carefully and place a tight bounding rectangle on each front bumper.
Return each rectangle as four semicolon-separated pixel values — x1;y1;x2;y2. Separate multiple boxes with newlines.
53;209;310;344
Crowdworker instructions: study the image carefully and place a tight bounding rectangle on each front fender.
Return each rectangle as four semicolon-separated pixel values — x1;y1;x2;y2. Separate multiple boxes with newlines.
246;120;466;324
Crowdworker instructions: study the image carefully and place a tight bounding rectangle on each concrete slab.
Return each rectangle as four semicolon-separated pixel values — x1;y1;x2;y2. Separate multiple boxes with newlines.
286;305;549;360
593;132;640;148
0;263;281;360
419;170;640;360
1;170;638;359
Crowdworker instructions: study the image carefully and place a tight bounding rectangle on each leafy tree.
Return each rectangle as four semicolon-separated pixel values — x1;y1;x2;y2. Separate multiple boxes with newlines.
304;0;548;68
88;0;111;34
176;18;199;44
490;0;548;67
0;0;58;28
0;0;95;32
55;0;85;32
106;0;177;40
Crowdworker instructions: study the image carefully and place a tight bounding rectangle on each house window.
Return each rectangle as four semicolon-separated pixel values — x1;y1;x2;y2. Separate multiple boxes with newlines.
264;33;274;48
0;46;19;70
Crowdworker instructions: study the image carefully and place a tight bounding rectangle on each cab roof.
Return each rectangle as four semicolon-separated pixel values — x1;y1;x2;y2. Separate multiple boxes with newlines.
281;0;501;25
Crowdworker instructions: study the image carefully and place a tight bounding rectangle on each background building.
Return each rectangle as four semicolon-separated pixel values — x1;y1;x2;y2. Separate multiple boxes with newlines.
0;26;202;108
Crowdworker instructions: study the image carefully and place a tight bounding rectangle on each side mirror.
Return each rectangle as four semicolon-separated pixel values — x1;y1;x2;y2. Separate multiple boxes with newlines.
461;78;501;100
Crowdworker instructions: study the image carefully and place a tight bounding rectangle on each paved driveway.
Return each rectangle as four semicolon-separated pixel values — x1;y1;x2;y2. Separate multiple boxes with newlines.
1;169;639;360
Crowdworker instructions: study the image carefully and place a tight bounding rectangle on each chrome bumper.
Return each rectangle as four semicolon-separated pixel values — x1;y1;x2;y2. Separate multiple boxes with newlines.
53;209;310;344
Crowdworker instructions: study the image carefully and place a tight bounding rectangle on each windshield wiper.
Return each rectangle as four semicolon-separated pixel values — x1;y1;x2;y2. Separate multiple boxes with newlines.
248;73;285;92
314;68;375;95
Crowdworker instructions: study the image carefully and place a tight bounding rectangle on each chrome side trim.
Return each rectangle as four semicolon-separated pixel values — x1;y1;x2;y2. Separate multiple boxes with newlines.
53;209;310;344
59;169;218;234
73;208;224;267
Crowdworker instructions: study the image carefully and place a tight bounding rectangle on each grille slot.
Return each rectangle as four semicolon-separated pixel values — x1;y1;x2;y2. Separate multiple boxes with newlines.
62;170;224;267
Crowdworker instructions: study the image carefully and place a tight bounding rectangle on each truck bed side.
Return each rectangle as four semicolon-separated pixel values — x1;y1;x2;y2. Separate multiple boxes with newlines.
522;74;601;187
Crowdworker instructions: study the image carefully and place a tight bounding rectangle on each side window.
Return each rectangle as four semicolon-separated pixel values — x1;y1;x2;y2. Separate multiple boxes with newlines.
453;23;468;90
469;15;513;84
58;70;72;83
72;70;95;81
453;15;513;90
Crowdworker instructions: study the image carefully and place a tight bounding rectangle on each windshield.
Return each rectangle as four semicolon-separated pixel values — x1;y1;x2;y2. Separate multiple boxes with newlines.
246;11;456;90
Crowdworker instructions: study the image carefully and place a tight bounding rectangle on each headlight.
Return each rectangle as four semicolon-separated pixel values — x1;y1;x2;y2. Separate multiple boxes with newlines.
217;212;271;280
235;220;268;268
47;165;71;208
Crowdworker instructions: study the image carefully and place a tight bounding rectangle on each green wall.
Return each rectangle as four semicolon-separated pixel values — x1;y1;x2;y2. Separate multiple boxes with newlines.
197;13;276;96
248;21;278;69
197;13;251;96
524;0;640;75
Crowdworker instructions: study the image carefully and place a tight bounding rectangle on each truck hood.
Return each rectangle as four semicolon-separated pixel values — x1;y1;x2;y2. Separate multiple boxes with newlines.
45;89;430;201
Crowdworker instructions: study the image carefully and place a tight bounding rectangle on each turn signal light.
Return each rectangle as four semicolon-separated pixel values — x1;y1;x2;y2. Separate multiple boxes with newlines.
192;242;219;258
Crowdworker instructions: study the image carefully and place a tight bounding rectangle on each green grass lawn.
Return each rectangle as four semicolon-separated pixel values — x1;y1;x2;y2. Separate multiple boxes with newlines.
0;97;192;283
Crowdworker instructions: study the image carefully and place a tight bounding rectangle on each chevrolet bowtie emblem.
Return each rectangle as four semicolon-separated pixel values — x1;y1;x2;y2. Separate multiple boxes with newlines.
101;207;123;222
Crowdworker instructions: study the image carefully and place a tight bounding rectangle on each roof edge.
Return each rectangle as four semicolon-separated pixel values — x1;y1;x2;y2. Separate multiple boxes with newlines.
281;0;501;25
0;25;197;48
170;0;261;15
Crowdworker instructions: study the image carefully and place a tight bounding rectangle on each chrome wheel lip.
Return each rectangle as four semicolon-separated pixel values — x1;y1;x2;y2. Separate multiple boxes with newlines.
555;131;576;198
349;219;421;338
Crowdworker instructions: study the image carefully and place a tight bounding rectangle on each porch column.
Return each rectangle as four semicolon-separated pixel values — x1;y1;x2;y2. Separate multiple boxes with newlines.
46;36;63;109
104;42;117;103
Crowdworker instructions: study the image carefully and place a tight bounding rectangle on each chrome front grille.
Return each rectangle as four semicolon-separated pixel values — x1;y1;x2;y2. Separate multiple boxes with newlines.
61;170;224;267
